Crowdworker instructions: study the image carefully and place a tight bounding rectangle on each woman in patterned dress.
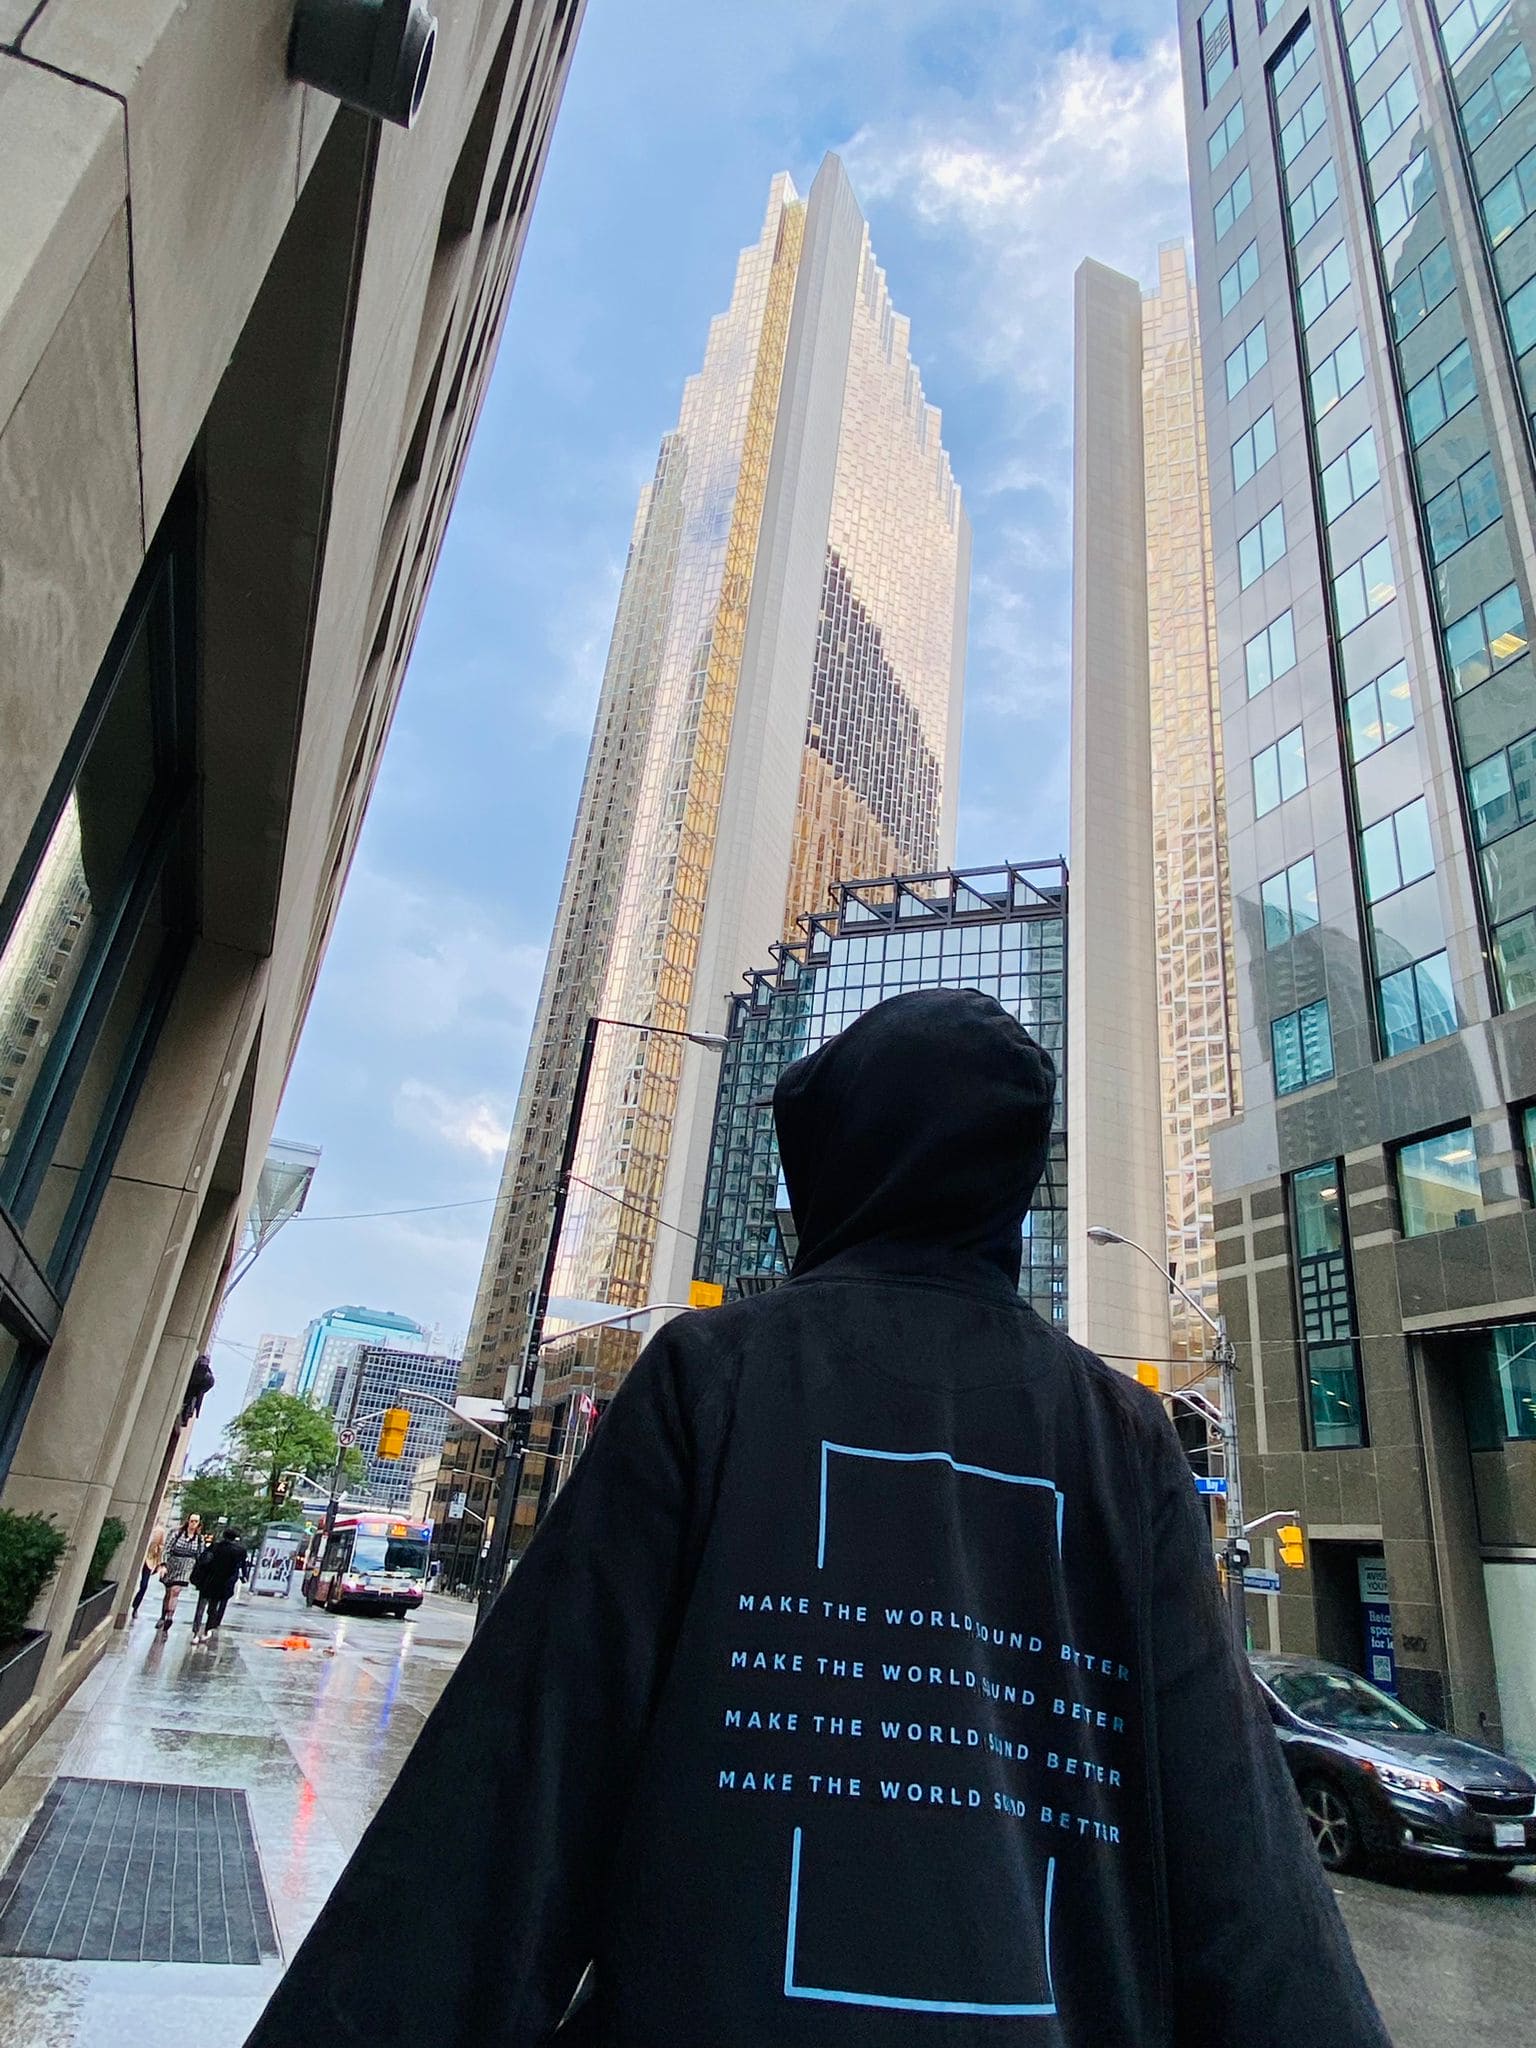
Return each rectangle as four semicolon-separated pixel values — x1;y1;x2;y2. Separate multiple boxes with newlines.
157;1513;204;1631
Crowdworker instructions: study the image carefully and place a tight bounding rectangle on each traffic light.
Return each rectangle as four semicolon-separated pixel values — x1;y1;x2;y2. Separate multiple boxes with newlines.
688;1278;725;1308
376;1407;410;1460
1135;1362;1162;1391
1279;1522;1307;1570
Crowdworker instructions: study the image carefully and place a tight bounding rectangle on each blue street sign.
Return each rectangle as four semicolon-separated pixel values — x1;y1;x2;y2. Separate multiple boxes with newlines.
1245;1569;1282;1594
1194;1475;1228;1496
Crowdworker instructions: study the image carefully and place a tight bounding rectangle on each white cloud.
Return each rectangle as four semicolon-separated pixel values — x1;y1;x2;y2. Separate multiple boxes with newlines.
394;1080;512;1161
845;35;1192;390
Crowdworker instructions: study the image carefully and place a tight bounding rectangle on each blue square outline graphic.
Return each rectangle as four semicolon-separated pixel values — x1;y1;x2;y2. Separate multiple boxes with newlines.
816;1442;1066;1570
784;1827;1058;2017
791;1441;1064;2015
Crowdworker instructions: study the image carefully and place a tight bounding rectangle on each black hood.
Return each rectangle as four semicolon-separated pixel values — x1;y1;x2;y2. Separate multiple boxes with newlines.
773;986;1055;1288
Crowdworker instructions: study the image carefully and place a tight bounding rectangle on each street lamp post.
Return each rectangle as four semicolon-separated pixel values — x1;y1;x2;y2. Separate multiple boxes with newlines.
472;1014;728;1630
1086;1225;1247;1652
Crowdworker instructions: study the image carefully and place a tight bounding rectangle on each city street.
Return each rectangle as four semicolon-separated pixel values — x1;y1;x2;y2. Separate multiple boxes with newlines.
0;1583;1528;2046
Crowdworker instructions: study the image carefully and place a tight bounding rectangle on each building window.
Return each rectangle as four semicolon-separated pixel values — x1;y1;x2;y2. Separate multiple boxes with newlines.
1460;1320;1536;1446
1299;241;1350;327
1524;1103;1536;1194
1280;83;1326;165
1233;408;1278;488
1396;1125;1482;1234
0;486;196;1474
1320;428;1381;521
1468;728;1536;845
1238;502;1287;587
1348;0;1403;81
1374;149;1436;244
1310;328;1366;415
1216;165;1255;238
1405;339;1476;445
1200;0;1237;101
1333;537;1396;633
1271;16;1317;95
1438;0;1519;71
1225;319;1269;397
1254;725;1307;815
1460;41;1532;147
1496;904;1536;1005
1360;795;1433;901
1380;950;1457;1053
1389;241;1456;339
1424;452;1502;563
1443;581;1528;693
1209;96;1247;168
1261;854;1319;947
1220;239;1261;316
1289;158;1340;243
1482;144;1536;248
1273;999;1335;1093
1360;65;1419;159
1245;609;1297;696
1503;269;1536;353
1346;659;1414;760
1291;1161;1364;1449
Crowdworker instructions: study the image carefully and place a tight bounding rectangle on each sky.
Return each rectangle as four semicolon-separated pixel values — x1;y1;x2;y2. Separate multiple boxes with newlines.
193;0;1194;1457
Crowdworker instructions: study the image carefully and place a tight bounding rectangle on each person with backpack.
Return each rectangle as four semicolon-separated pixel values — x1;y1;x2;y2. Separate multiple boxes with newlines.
191;1526;249;1644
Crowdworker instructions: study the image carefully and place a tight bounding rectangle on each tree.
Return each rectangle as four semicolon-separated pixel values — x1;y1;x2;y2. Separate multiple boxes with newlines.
176;1455;285;1535
227;1391;341;1519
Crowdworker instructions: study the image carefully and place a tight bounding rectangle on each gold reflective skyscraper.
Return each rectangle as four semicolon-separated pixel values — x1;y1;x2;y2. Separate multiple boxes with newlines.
444;157;969;1564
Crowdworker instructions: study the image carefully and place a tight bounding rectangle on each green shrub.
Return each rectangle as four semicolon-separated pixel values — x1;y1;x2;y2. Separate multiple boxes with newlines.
82;1515;127;1599
0;1510;68;1648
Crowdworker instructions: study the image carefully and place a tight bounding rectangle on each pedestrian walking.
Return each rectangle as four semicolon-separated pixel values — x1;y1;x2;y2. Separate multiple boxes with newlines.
245;991;1392;2048
156;1514;204;1632
130;1526;165;1619
190;1527;248;1643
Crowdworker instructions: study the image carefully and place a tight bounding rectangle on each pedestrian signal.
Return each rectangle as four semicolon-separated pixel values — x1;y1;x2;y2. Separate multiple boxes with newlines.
376;1407;410;1460
1278;1522;1307;1569
1135;1362;1162;1390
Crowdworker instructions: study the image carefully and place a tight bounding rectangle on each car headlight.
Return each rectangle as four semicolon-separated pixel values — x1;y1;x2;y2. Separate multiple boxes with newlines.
1368;1761;1445;1796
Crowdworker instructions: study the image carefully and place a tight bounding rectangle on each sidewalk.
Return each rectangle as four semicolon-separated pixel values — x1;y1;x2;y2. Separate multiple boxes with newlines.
0;1585;471;2048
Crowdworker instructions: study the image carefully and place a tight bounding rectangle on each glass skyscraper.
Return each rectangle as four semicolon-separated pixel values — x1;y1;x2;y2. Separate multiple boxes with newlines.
1181;0;1536;1759
447;156;969;1568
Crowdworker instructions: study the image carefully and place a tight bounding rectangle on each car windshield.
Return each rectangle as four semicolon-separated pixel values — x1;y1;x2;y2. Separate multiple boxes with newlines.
1268;1667;1431;1734
352;1534;429;1578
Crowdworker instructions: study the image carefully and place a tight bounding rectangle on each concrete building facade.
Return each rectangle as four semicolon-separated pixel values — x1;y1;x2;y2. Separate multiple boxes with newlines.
445;155;968;1575
1179;0;1536;1757
0;0;584;1776
240;1333;304;1413
1070;246;1242;1387
297;1304;427;1412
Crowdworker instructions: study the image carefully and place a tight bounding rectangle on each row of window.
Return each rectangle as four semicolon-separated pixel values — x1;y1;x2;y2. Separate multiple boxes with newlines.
1220;239;1261;317
1438;0;1517;69
1375;146;1435;244
1290;156;1340;241
1238;501;1286;587
1444;579;1528;694
1346;0;1401;82
1424;451;1501;563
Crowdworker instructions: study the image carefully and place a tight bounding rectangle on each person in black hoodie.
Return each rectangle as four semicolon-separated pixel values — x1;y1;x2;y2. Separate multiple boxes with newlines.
245;988;1390;2048
190;1527;249;1644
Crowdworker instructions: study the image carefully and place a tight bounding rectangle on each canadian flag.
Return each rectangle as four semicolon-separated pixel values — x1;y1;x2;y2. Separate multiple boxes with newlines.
578;1393;598;1421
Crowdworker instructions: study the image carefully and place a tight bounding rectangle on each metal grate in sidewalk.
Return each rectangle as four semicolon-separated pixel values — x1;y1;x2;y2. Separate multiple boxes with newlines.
0;1776;279;1963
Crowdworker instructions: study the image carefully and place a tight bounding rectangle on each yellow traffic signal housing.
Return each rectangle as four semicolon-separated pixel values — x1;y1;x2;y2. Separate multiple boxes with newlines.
688;1279;724;1308
376;1407;410;1460
1134;1361;1162;1391
1279;1522;1307;1569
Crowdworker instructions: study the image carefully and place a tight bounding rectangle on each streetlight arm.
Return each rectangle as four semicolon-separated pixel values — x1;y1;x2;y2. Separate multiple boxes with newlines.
1243;1509;1302;1536
535;1303;698;1350
398;1386;507;1447
1086;1226;1222;1341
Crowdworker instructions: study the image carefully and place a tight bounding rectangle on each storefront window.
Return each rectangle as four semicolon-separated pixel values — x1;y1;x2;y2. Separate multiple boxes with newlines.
0;488;195;1473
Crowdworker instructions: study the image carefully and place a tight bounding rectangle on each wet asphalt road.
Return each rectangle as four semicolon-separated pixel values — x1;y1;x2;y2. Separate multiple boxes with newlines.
1336;1860;1536;2047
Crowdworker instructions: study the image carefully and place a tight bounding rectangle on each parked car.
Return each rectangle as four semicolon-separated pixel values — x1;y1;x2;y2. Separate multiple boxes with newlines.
1251;1653;1536;1874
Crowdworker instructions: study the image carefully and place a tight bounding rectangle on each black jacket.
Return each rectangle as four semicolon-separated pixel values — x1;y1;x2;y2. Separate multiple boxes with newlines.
246;989;1389;2047
193;1538;248;1597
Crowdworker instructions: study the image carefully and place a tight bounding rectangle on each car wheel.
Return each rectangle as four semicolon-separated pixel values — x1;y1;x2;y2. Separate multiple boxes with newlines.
1300;1777;1359;1872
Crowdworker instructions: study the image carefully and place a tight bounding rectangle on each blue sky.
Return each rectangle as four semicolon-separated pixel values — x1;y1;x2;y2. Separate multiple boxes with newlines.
195;0;1193;1454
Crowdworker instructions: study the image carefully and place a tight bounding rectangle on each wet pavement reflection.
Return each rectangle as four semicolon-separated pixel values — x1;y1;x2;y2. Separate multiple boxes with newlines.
0;1585;471;2048
1336;1861;1536;2048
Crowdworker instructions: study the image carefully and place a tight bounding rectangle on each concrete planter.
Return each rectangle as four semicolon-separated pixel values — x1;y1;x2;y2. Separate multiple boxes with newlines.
0;1630;48;1733
66;1581;119;1653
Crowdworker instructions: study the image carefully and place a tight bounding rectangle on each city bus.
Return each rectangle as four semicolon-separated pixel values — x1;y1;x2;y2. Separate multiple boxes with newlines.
302;1513;433;1618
